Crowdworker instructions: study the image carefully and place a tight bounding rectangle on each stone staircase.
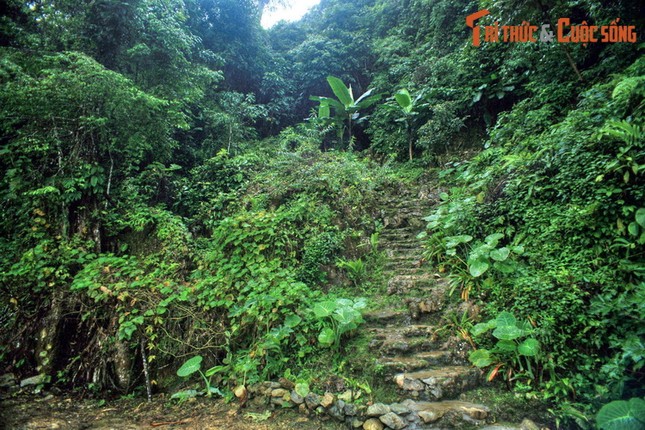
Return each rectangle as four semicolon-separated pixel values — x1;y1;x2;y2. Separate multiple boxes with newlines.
361;184;492;429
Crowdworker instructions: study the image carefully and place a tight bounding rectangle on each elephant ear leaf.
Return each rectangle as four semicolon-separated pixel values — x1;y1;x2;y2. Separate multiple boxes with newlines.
177;355;202;377
327;76;353;107
596;399;645;430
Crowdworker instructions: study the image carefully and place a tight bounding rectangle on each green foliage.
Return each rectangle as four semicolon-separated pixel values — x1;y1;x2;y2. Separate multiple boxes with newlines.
312;298;367;351
469;311;542;385
1;0;642;421
310;75;382;146
172;355;223;400
466;233;523;278
336;258;367;287
597;398;645;430
422;55;644;422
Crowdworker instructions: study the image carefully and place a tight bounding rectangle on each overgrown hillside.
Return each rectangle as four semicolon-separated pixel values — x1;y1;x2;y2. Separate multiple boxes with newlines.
0;1;643;428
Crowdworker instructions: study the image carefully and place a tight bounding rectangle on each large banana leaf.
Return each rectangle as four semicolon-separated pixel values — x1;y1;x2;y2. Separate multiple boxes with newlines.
355;93;382;110
395;89;413;112
327;76;353;108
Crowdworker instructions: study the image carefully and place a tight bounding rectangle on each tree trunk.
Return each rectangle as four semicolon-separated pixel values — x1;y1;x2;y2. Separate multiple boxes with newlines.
35;288;65;378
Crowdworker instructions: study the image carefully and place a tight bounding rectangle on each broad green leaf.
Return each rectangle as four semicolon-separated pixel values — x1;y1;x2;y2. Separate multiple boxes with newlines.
326;98;346;113
469;349;493;367
469;257;490;278
518;339;540;356
496;311;517;327
177;355;203;377
494;260;517;274
295;382;310;398
355;93;382;110
335;298;353;308
490;247;510;262
327;76;353;107
485;233;504;247
630;398;645;422
319;103;330;119
636;208;645;228
333;307;360;325
284;314;302;328
493;312;523;340
493;325;523;341
471;321;496;337
395;89;412;111
597;399;645;430
352;298;368;310
355;88;375;104
445;235;473;248
496;339;517;353
313;301;336;318
629;222;640;236
318;327;336;346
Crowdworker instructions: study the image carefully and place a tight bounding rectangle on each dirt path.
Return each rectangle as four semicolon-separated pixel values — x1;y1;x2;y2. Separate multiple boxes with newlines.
0;393;344;430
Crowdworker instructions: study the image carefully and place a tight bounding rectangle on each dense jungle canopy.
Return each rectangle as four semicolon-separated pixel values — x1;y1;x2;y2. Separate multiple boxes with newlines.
0;1;643;429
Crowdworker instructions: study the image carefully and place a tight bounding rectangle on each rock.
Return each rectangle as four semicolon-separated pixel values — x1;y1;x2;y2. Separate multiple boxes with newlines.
367;403;391;417
0;373;17;388
344;403;358;416
363;418;385;430
463;406;489;420
521;419;540;430
316;406;325;415
263;381;281;389
418;410;443;424
305;392;321;409
20;374;46;387
278;377;295;390
298;403;308;414
290;390;304;404
320;392;335;408
329;401;345;421
338;389;353;402
270;396;292;407
291;390;305;405
352;418;365;428
394;374;425;392
389;402;411;415
380;412;408;430
271;388;288;398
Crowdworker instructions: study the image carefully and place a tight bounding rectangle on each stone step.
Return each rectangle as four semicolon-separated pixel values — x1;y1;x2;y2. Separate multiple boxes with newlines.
386;255;424;264
394;366;481;401
385;249;425;259
369;332;439;356
380;246;423;253
363;309;409;325
380;235;422;242
381;229;421;237
387;275;435;294
369;324;435;338
401;399;491;428
376;351;452;373
381;227;420;235
385;263;426;272
387;268;428;276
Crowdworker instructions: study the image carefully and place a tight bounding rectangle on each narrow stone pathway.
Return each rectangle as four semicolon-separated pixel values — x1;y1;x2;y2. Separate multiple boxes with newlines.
361;184;492;429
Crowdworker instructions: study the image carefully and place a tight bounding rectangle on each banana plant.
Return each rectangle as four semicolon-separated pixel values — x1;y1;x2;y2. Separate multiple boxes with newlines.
310;76;382;147
394;88;423;161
